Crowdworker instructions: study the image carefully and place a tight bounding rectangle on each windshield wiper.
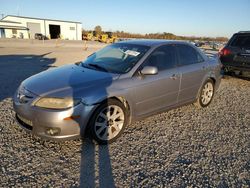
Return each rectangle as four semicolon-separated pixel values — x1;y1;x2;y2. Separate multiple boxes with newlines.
87;63;108;72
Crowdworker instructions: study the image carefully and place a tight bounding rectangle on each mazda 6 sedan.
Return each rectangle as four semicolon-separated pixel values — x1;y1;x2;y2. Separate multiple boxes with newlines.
13;40;222;144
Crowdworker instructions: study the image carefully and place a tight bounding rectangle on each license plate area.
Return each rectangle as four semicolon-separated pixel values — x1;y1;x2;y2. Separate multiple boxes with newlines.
234;55;250;64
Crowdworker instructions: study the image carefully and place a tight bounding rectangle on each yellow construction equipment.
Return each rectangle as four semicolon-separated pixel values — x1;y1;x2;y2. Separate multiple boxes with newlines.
98;34;108;43
93;34;100;41
107;32;118;43
82;32;93;41
92;31;100;41
98;32;117;43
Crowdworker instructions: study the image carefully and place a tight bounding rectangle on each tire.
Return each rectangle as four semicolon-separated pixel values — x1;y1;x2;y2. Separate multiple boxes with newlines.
195;79;215;108
89;99;128;144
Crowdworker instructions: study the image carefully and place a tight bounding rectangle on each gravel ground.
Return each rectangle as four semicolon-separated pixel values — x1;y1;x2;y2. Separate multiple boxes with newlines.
0;40;250;187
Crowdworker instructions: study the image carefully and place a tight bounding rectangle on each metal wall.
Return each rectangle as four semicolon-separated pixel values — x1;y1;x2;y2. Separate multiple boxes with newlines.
27;22;41;39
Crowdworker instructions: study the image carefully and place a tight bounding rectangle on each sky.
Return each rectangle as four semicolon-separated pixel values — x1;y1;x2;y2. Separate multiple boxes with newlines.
1;0;250;38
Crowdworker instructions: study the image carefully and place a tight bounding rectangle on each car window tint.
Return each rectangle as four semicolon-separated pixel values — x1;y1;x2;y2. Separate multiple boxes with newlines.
230;35;250;48
144;45;177;71
177;44;203;66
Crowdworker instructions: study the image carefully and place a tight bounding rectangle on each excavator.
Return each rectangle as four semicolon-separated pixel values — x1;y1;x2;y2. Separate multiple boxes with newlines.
98;32;117;43
82;32;93;41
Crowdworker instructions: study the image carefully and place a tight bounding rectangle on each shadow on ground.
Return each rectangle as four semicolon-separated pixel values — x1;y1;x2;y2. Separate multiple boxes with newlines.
0;53;55;101
66;61;116;187
0;52;116;186
67;68;116;186
80;139;115;187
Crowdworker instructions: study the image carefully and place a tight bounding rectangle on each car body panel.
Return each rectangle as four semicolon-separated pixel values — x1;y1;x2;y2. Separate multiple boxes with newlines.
132;68;180;116
177;61;208;103
13;89;97;140
23;64;119;98
13;40;222;141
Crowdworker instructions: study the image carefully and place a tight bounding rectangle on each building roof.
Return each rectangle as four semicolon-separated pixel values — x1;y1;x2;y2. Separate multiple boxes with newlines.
0;20;21;24
0;25;29;30
0;19;28;30
2;15;81;24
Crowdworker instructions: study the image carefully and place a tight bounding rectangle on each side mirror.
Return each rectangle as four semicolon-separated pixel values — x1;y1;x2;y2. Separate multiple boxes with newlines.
140;66;158;75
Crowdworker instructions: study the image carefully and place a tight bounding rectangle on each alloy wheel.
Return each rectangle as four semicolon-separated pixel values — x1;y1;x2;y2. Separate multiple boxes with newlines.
94;105;125;141
201;82;214;105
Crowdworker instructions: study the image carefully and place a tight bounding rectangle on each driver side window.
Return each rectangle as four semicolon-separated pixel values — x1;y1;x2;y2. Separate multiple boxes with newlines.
143;45;177;71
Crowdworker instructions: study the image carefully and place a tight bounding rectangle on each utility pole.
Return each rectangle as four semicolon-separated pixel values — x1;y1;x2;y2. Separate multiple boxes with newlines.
17;0;21;16
0;13;4;19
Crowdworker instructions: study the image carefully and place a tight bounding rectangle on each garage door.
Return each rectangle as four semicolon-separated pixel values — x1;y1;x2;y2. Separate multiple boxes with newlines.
27;22;41;39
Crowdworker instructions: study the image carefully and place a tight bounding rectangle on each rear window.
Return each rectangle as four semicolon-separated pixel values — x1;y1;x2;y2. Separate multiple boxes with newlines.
230;35;250;48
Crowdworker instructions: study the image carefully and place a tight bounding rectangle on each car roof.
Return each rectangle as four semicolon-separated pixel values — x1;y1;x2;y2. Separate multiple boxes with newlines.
231;31;250;37
234;33;250;36
237;31;250;34
117;39;189;47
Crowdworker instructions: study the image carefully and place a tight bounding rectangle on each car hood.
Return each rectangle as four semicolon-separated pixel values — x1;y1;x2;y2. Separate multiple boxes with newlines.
22;64;119;97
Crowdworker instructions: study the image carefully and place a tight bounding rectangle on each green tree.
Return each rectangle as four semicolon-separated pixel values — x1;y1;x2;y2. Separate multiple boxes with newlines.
94;25;102;35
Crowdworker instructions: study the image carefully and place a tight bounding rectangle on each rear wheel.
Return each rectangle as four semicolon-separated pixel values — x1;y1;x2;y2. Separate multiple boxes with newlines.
89;99;127;144
195;79;215;107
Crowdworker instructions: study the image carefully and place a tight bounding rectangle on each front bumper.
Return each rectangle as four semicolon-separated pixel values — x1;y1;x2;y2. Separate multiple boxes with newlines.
13;94;97;141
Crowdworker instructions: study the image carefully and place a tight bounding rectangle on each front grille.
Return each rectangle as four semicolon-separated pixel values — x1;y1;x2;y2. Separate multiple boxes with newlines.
16;114;33;131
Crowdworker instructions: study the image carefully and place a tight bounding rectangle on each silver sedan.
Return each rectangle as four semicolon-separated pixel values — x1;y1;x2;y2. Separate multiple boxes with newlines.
13;40;222;144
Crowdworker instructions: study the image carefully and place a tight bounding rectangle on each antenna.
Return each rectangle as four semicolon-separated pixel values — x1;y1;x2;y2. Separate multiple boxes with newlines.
17;5;20;16
17;0;21;16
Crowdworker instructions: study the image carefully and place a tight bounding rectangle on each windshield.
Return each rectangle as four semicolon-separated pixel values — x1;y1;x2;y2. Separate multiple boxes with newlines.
81;43;150;74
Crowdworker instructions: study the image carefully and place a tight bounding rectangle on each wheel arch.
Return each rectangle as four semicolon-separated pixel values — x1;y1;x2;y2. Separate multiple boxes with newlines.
196;76;216;99
107;96;131;123
88;96;132;125
209;76;216;84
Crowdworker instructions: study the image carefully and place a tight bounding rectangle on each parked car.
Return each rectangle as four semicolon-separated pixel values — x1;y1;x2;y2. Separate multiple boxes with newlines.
194;42;202;47
189;41;196;46
219;31;250;75
13;40;222;144
34;33;47;40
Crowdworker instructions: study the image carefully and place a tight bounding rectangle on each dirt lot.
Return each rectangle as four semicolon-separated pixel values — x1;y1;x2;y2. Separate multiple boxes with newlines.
0;39;249;187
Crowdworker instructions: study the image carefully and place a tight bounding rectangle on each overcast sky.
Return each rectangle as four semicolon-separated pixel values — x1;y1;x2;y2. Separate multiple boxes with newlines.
1;0;250;37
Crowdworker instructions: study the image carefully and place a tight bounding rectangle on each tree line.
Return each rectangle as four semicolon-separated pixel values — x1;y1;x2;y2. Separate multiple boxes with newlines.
83;25;228;42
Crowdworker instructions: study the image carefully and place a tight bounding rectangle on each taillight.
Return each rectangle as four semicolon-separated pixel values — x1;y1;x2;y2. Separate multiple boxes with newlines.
219;47;231;57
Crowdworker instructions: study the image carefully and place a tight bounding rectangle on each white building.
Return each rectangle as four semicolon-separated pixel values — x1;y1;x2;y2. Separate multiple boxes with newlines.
0;15;82;40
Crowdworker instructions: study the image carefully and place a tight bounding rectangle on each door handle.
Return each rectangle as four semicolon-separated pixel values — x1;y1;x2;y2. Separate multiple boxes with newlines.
202;66;207;70
170;74;178;80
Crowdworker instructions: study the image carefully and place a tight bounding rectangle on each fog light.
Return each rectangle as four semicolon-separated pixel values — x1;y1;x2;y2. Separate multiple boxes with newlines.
45;128;61;136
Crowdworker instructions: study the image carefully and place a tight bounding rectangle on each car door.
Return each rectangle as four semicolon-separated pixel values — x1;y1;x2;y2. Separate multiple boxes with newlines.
132;45;180;117
176;44;208;103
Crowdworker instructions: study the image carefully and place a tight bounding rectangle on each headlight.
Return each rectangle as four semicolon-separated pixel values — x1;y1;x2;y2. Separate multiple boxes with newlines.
34;97;81;109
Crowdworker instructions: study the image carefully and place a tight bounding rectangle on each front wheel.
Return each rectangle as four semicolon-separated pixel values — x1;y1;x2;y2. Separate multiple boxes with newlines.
195;79;215;107
89;99;127;144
